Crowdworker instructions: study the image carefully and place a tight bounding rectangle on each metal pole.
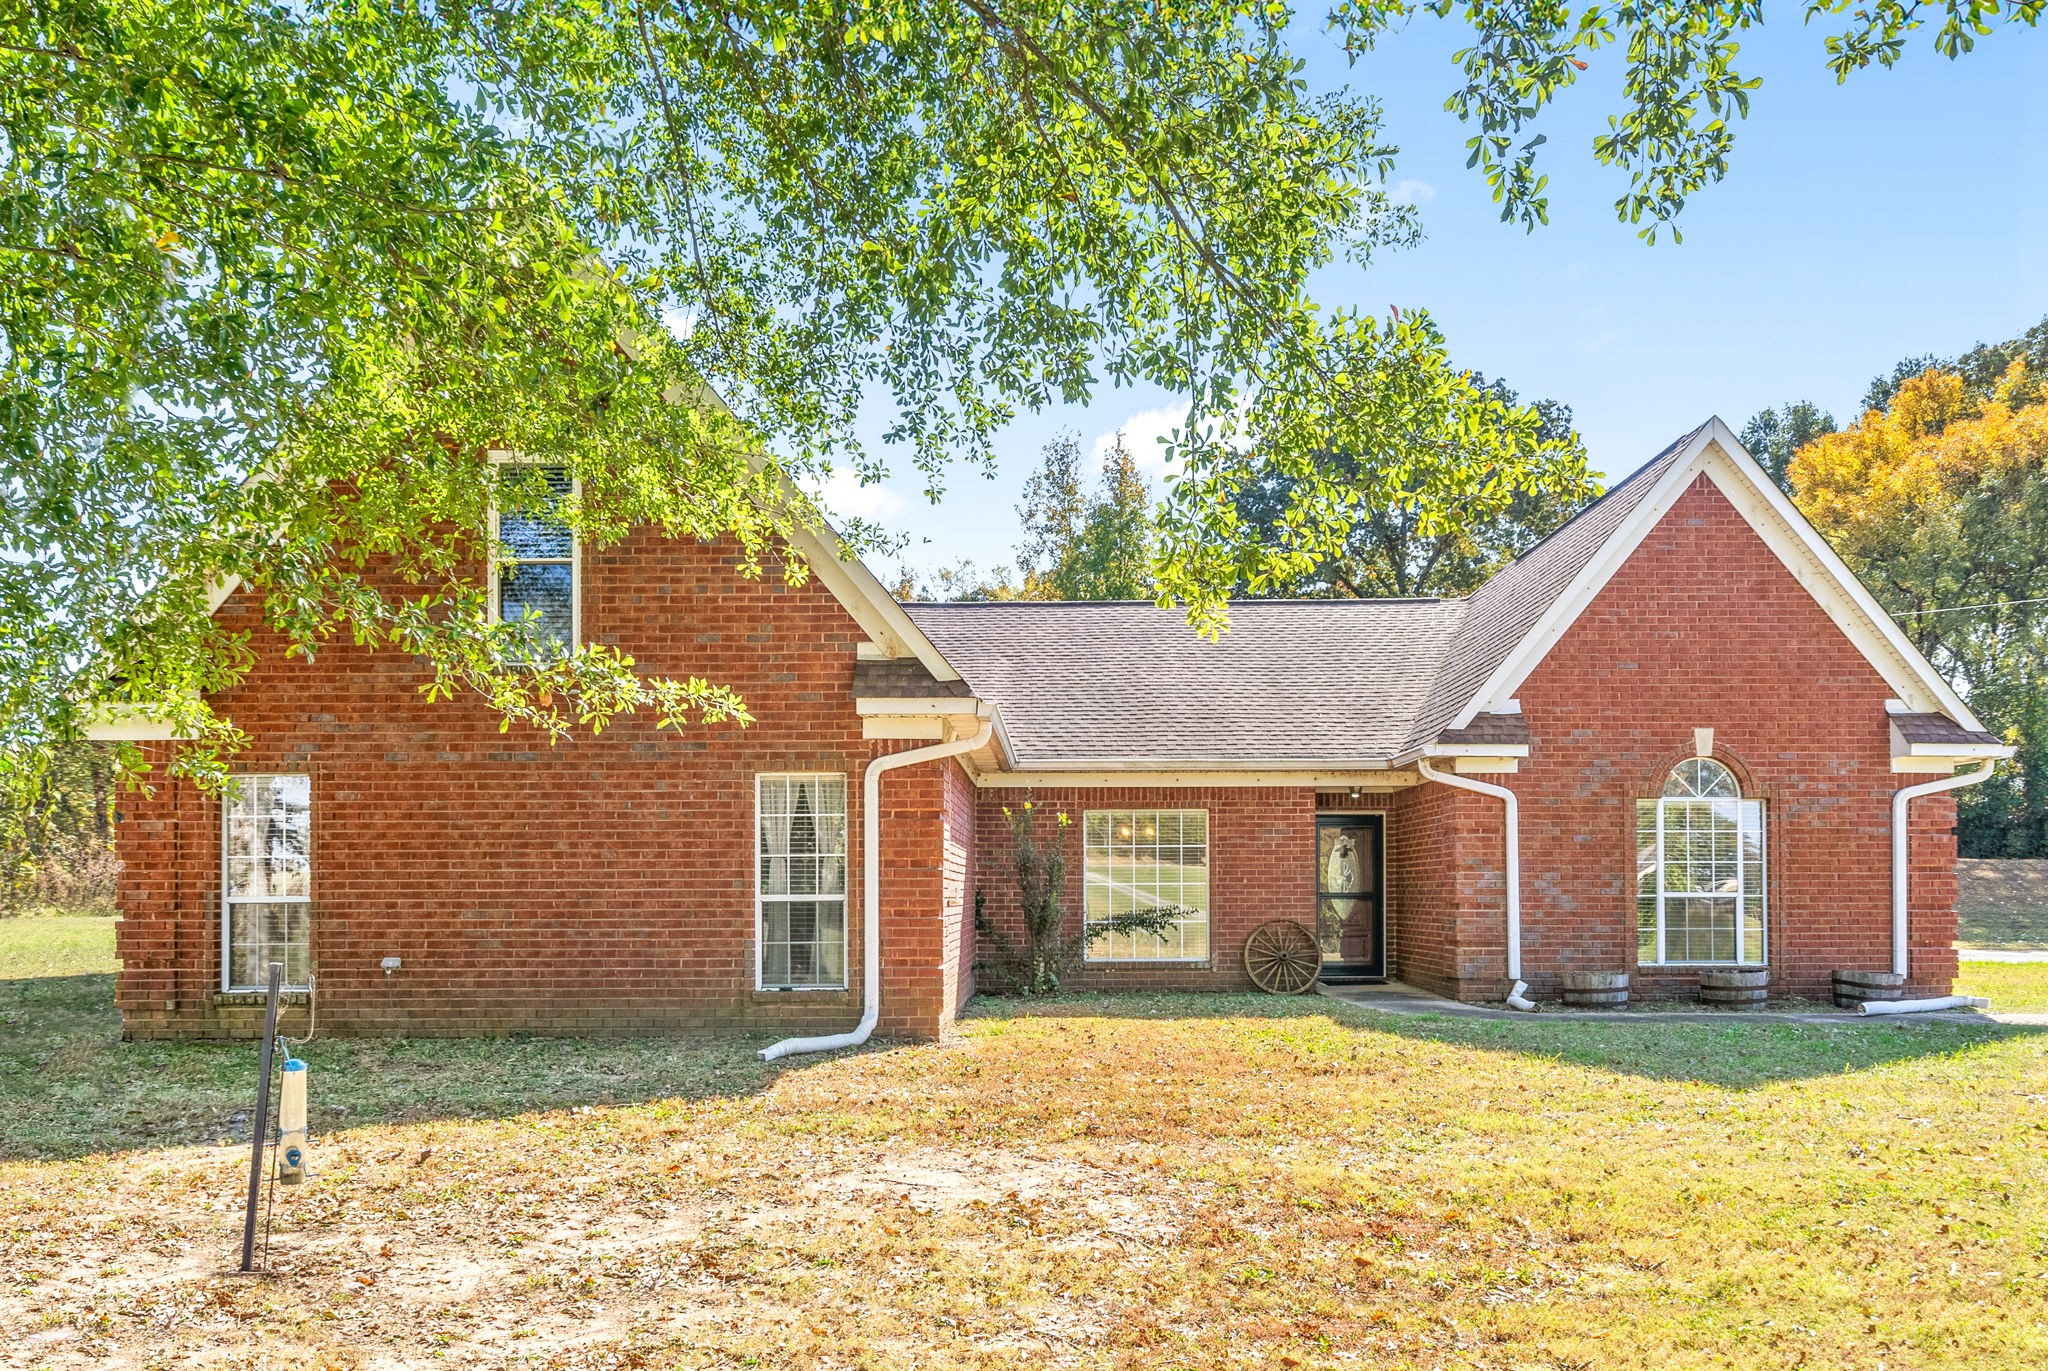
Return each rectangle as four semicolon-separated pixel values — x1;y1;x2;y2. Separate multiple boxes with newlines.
240;961;283;1273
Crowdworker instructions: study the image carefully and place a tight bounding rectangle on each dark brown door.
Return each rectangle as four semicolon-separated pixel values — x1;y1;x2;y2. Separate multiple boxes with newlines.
1316;814;1385;982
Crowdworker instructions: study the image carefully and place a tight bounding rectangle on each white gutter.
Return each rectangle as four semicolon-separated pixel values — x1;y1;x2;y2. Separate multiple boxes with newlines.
760;716;996;1062
1416;758;1534;1010
1890;760;1998;978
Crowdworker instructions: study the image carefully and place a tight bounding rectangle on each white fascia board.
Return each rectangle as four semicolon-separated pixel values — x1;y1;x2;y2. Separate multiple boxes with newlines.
862;716;949;740
854;696;981;716
784;520;961;682
971;767;1423;789
84;707;194;741
986;755;1402;772
1420;742;1531;759
1453;417;1984;732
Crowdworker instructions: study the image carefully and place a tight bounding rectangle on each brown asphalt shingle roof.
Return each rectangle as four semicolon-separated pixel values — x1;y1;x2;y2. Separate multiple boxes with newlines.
850;659;972;699
895;422;1970;770
1891;712;2003;749
901;599;1465;766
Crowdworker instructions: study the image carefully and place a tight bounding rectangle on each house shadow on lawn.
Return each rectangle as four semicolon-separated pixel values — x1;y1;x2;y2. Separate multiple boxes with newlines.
0;968;791;1163
958;989;2048;1091
9;966;2043;1162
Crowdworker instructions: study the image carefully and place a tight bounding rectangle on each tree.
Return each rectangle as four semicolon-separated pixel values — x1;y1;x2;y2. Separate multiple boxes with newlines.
0;742;119;914
896;430;1155;601
5;1;2030;808
1223;370;1597;599
1860;316;2048;413
1018;432;1154;600
1791;363;2048;856
1739;402;1837;496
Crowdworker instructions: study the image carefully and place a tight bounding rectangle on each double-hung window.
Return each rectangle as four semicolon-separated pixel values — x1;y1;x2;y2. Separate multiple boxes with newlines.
493;462;577;656
223;774;312;991
757;774;849;989
1636;758;1766;966
1083;809;1210;961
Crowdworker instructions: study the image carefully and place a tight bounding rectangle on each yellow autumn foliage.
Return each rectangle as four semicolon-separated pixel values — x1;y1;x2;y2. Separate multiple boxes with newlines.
1791;360;2048;564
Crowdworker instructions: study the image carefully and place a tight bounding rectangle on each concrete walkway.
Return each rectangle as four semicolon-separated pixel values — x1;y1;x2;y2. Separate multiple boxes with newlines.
1958;948;2048;962
1317;980;2046;1027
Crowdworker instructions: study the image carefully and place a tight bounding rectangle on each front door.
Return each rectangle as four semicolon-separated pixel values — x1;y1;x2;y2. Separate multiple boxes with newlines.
1316;814;1385;982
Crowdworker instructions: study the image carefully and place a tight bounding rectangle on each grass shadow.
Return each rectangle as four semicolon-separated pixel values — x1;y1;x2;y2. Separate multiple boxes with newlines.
0;967;793;1163
958;989;2047;1090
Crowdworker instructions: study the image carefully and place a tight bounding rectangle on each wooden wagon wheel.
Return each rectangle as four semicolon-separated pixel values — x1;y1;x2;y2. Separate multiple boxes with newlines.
1243;919;1321;995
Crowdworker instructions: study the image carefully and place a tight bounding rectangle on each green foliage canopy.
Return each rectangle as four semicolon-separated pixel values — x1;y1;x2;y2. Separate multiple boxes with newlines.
1227;371;1594;599
2;0;2031;801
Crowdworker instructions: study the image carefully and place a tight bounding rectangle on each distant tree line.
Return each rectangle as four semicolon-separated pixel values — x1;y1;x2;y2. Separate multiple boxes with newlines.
1752;315;2048;858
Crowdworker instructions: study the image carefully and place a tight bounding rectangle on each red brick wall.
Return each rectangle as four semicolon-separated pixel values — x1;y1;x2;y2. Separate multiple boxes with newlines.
112;532;967;1040
1375;783;1510;999
971;787;1317;992
1489;474;1960;1001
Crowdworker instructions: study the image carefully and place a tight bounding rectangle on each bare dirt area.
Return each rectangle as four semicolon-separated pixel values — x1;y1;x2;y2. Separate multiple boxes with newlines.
4;1116;1206;1370
5;916;2046;1370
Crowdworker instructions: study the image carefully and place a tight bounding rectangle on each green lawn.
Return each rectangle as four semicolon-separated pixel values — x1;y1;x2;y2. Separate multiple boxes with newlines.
1960;959;2048;1014
3;915;2046;1368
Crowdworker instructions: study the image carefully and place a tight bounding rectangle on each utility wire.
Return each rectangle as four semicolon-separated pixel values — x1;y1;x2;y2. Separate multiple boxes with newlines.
1892;595;2048;618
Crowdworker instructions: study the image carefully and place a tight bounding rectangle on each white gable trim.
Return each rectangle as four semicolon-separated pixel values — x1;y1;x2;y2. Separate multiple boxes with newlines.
1452;416;1983;732
783;521;960;681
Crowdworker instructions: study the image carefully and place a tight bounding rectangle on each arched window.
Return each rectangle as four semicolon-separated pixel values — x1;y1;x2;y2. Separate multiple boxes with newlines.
1636;758;1766;966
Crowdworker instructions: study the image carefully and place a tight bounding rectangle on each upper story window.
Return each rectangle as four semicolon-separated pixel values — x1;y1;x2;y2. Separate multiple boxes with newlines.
223;774;312;991
1636;758;1766;966
493;463;577;656
1083;809;1210;962
757;774;849;990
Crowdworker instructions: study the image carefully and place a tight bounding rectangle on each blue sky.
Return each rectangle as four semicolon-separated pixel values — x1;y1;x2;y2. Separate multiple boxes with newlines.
840;15;2048;581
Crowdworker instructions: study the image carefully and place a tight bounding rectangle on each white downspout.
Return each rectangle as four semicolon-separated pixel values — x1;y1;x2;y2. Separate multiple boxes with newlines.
1416;758;1534;1011
1890;760;1997;979
760;716;995;1062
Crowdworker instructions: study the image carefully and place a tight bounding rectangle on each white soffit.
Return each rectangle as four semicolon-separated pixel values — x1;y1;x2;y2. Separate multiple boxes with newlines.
1456;417;1983;733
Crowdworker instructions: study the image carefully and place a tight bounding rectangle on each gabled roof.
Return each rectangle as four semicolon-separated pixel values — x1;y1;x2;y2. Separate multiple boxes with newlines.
903;417;1992;770
1402;422;1708;750
1421;416;1985;735
901;599;1466;767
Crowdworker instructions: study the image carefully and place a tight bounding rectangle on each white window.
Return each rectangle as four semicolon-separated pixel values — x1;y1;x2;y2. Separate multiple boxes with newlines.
492;462;578;655
757;775;848;989
1636;758;1766;966
1083;809;1210;962
223;774;312;991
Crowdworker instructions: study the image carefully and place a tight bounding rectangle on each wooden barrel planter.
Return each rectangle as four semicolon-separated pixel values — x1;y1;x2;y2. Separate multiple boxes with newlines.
1561;971;1630;1009
1832;969;1907;1009
1698;969;1769;1008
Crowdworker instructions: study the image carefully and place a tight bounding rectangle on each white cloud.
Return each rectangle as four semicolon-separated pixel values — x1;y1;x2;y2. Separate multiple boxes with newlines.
660;304;698;340
809;468;906;520
1092;404;1190;477
1391;179;1437;206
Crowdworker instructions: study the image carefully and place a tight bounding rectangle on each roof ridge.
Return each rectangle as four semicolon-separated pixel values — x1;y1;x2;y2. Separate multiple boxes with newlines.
899;595;1455;609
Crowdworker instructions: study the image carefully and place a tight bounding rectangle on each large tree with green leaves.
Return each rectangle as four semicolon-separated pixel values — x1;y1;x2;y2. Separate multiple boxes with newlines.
1225;372;1594;599
4;0;2035;804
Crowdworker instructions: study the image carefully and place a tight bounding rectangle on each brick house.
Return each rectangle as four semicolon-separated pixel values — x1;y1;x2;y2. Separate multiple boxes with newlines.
97;419;2011;1045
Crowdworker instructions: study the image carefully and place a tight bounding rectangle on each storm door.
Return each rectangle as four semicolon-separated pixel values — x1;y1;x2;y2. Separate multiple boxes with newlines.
1315;813;1385;982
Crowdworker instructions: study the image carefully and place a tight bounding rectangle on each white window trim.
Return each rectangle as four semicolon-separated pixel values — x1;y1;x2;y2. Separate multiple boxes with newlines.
754;772;851;991
1081;807;1212;965
1640;785;1768;969
487;450;582;651
221;773;313;993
